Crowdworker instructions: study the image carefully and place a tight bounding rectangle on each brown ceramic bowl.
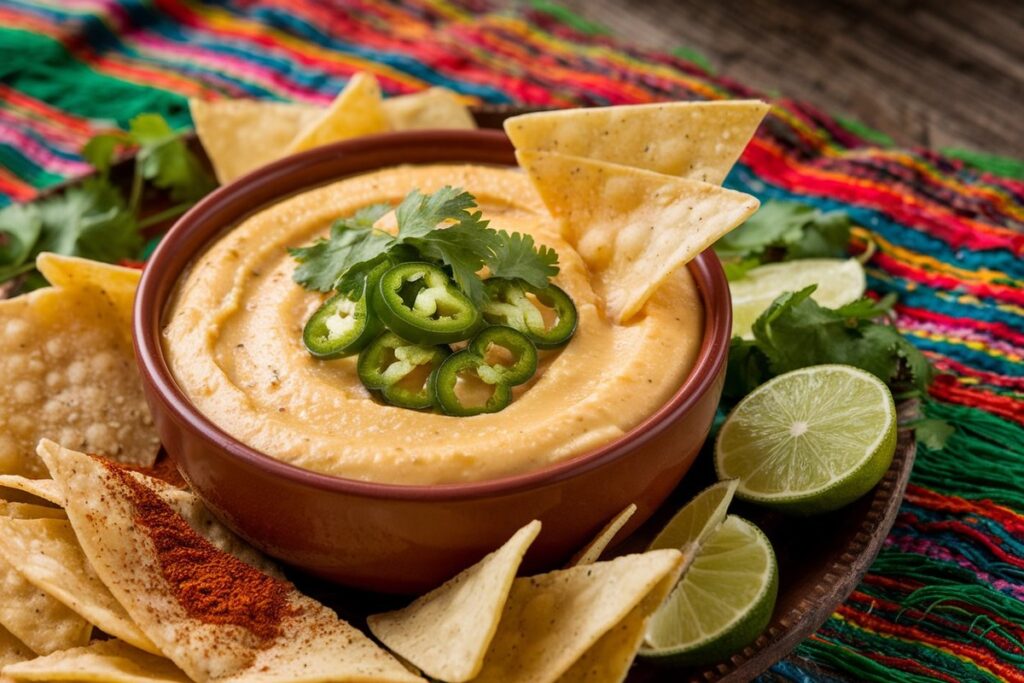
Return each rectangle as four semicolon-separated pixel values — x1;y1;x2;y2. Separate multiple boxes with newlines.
134;130;732;594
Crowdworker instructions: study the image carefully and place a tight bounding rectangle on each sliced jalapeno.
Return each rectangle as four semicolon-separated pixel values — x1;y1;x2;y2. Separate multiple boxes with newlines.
482;278;577;349
375;262;481;345
357;332;450;410
432;326;537;417
302;263;387;359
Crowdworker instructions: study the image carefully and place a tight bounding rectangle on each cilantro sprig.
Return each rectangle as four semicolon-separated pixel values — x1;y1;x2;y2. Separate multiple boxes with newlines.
290;186;559;304
715;200;852;280
0;114;214;292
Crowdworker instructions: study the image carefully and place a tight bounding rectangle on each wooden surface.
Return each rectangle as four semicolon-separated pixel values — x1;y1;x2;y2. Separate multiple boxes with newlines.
549;0;1024;158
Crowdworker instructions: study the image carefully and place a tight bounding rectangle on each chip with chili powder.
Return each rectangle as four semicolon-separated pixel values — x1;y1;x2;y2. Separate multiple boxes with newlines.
36;440;422;683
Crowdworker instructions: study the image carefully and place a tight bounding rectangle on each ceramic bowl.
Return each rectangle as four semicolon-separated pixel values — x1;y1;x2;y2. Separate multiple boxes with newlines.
134;130;732;593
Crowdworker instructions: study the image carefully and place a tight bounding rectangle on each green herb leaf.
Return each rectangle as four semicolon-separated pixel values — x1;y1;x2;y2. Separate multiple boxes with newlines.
291;187;561;305
722;257;760;282
35;179;141;264
129;114;215;202
81;133;127;176
485;230;560;289
290;205;395;293
395;187;487;240
911;418;955;450
715;200;851;262
723;284;934;402
0;203;43;269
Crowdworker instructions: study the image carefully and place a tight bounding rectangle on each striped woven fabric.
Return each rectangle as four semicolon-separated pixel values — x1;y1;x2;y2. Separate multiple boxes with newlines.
2;1;1023;681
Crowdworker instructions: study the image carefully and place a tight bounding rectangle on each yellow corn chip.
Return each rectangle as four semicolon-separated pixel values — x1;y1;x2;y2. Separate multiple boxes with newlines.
568;503;637;566
505;100;769;184
0;515;158;654
37;444;423;683
0;627;31;669
0;476;63;506
517;151;759;322
1;640;189;683
0;254;159;476
286;73;389;154
382;87;476;131
472;549;683;683
189;98;322;184
0;554;91;656
0;500;64;520
368;520;541;682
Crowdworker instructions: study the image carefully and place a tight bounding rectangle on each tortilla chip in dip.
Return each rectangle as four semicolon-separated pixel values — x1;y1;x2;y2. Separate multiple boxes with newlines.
568;503;638;567
1;640;190;683
189;99;322;184
0;254;159;476
382;87;476;131
472;549;683;683
0;514;158;654
37;443;422;683
286;72;389;155
505;100;769;184
368;521;541;682
517;151;759;323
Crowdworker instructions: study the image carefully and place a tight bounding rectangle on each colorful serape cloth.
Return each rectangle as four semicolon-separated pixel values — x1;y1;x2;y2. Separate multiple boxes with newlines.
1;1;1022;680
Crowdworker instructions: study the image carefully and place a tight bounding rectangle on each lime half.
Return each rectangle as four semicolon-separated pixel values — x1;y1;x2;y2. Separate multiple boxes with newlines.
647;480;738;565
641;515;777;666
715;364;897;515
730;258;865;338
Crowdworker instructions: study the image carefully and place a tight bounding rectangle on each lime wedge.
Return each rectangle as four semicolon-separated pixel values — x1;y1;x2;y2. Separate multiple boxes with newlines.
715;364;897;515
648;480;738;562
730;258;865;338
641;515;777;666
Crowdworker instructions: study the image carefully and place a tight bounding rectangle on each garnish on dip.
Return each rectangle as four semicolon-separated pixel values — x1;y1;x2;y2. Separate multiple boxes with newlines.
290;186;578;414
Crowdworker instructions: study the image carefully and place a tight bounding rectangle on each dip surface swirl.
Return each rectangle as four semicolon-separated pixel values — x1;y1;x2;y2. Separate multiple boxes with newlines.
163;165;703;484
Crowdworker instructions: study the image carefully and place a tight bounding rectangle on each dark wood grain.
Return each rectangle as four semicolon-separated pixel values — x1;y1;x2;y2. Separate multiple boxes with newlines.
546;0;1024;157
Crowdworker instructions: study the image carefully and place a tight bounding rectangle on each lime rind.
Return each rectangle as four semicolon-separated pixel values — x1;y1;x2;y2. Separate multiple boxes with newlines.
714;364;897;515
730;258;866;339
641;515;778;666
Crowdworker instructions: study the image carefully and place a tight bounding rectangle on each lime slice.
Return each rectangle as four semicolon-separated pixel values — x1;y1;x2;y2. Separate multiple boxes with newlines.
648;480;738;563
730;258;865;338
641;515;777;666
715;364;897;515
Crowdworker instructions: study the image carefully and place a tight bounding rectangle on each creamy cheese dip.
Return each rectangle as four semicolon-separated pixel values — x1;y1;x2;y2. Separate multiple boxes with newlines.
163;165;703;484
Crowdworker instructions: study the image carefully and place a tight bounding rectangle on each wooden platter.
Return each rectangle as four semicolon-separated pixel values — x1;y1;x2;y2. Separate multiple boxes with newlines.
9;104;917;682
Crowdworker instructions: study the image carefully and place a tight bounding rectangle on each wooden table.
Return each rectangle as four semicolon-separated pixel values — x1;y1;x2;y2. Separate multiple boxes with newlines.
551;0;1024;158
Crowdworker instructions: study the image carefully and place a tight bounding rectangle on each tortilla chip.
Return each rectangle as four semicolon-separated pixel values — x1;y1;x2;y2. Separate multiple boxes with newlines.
568;504;637;566
0;254;159;476
382;87;476;131
0;627;31;669
505;100;769;185
0;552;91;656
517;151;759;323
0;515;158;654
286;73;389;155
0;477;63;507
189;99;322;184
368;520;541;682
37;444;422;683
0;500;64;520
471;549;683;683
1;639;190;683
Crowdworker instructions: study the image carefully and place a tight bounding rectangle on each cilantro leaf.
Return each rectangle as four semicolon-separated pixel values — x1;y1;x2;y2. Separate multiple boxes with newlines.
81;133;127;176
290;187;562;305
0;203;42;270
395;187;486;240
35;179;141;264
911;418;955;450
715;200;851;265
130;114;215;202
290;205;395;293
723;285;934;402
485;230;559;289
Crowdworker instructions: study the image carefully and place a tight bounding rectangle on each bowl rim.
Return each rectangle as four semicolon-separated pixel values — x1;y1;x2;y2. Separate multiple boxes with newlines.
134;129;732;502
